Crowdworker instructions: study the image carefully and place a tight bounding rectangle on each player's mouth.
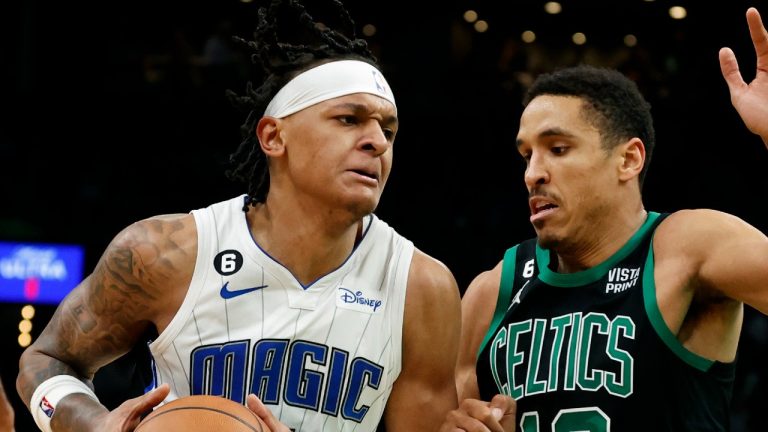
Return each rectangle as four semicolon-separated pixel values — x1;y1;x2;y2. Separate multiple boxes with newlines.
529;197;559;223
348;169;379;186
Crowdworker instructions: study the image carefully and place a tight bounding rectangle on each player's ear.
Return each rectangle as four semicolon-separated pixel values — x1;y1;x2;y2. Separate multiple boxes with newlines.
618;137;645;182
256;116;285;156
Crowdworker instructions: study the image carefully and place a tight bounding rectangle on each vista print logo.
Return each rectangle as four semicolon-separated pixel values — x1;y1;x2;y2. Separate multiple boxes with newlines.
338;287;383;312
605;267;640;294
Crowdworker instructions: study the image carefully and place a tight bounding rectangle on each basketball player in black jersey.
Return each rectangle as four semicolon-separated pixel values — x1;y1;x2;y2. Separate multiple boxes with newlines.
441;7;768;432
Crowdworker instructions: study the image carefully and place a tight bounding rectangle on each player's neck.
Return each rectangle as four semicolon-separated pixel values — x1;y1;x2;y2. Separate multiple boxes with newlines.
554;205;647;274
246;196;365;286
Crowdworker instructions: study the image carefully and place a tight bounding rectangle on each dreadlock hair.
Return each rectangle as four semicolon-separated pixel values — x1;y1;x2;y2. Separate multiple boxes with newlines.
225;0;379;212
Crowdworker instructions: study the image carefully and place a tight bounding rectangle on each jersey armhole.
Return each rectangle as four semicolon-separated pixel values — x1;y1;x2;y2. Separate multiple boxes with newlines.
642;237;714;372
150;208;210;354
476;246;518;360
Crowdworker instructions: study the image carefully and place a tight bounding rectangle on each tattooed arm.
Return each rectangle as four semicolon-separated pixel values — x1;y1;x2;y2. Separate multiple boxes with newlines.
16;213;198;432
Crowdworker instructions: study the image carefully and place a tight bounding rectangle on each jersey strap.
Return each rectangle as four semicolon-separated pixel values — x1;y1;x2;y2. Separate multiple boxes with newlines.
476;246;518;360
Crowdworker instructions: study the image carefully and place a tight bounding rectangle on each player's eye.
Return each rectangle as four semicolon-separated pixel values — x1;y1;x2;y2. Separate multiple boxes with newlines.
551;146;568;155
338;115;358;125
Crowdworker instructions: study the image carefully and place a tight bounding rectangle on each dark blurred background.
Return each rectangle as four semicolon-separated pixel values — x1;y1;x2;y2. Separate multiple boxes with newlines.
2;0;767;430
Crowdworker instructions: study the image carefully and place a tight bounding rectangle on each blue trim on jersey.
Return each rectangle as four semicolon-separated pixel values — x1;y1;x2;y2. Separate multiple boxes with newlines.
248;214;374;290
477;246;518;361
145;339;158;394
642;239;714;372
535;212;660;287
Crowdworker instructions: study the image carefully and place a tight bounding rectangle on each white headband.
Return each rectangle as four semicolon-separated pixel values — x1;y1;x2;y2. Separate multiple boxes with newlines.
264;60;397;118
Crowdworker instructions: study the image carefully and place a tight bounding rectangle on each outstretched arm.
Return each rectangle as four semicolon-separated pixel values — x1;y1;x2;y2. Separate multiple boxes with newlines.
719;7;768;146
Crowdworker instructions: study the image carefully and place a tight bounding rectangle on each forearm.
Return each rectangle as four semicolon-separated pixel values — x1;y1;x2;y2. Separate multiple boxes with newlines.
50;394;109;432
17;350;105;432
386;382;457;432
17;349;90;407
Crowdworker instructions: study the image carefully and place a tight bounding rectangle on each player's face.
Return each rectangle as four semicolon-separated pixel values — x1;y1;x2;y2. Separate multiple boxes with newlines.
279;93;397;217
516;95;622;250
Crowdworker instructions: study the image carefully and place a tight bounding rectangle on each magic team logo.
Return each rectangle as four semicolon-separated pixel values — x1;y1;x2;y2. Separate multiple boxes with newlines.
337;287;383;313
40;396;55;418
190;338;385;423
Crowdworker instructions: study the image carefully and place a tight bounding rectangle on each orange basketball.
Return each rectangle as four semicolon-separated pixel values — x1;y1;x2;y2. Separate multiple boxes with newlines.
136;395;270;432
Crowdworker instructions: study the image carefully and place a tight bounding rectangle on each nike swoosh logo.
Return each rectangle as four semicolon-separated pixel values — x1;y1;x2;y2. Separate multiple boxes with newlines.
219;281;268;299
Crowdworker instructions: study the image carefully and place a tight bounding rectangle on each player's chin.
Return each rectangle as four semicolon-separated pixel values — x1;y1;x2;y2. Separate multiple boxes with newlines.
535;229;562;250
342;193;380;216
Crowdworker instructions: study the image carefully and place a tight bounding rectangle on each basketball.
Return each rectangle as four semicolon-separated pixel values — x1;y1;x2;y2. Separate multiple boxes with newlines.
135;395;270;432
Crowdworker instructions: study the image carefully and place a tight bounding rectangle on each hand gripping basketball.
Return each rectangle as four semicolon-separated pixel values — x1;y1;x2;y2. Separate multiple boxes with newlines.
136;395;271;432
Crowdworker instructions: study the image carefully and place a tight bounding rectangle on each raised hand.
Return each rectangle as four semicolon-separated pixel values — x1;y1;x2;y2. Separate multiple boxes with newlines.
719;7;768;144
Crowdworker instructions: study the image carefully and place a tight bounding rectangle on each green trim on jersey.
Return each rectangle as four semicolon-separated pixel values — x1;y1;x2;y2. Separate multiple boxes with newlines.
477;246;518;360
535;212;661;287
642;239;714;372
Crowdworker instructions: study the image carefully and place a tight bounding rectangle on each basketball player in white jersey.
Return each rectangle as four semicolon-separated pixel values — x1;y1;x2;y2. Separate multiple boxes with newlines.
16;1;461;431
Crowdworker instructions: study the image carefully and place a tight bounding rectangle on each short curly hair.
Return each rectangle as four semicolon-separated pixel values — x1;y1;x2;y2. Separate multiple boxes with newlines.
524;64;656;188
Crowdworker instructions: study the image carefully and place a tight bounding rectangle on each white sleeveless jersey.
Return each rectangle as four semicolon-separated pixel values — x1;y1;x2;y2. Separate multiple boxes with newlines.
148;195;414;431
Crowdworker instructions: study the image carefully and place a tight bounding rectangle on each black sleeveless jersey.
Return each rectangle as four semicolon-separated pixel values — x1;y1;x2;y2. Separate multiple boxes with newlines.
475;212;735;431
